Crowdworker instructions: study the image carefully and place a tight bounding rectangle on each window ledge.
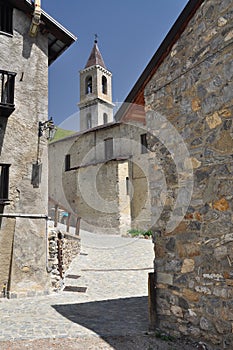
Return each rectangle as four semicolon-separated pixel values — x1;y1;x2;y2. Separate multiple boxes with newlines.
0;103;15;118
0;31;13;38
0;199;11;205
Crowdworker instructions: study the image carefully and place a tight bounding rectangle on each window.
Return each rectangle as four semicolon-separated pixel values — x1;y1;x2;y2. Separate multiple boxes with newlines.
0;71;15;105
102;76;107;94
0;70;16;117
103;113;108;124
65;154;70;171
0;1;13;35
126;177;129;195
141;133;148;154
0;164;10;203
86;113;92;129
105;138;113;160
31;162;42;188
85;76;92;94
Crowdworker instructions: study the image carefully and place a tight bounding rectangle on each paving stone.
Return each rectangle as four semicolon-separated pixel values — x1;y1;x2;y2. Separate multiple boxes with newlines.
0;230;154;342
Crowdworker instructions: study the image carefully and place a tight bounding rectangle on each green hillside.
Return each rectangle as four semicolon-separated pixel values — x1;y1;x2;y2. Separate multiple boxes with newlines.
51;127;76;142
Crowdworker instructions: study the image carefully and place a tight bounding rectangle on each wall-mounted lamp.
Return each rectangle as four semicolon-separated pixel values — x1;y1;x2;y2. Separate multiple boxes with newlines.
38;117;56;140
33;117;56;188
29;0;41;37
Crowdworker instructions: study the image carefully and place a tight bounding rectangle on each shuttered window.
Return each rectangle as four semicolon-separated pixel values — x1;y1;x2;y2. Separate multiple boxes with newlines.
0;164;10;202
0;2;13;35
0;71;16;105
105;138;113;160
141;133;148;154
0;70;16;117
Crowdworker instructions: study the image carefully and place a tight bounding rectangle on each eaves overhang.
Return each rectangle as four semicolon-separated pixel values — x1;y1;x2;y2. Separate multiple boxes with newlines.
8;0;77;65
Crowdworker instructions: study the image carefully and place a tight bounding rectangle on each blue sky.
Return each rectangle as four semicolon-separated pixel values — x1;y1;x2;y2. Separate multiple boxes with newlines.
43;0;189;129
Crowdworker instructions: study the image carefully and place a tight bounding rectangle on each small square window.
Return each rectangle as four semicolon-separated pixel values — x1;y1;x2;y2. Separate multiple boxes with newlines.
0;163;10;203
0;2;13;35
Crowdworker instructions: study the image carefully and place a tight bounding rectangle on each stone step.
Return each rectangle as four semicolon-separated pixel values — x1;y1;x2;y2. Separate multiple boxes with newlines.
63;286;87;293
65;274;81;279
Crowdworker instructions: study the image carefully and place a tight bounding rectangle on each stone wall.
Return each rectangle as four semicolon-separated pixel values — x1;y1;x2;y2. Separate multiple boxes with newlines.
130;160;151;229
70;160;121;233
48;229;81;291
0;8;50;297
49;135;76;213
145;0;233;347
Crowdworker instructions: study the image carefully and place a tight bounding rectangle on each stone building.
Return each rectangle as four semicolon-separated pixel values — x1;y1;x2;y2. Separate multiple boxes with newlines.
49;41;151;234
116;0;233;347
0;0;76;298
50;120;151;235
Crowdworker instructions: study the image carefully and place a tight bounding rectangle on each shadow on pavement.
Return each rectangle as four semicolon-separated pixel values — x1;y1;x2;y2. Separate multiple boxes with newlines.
52;296;149;349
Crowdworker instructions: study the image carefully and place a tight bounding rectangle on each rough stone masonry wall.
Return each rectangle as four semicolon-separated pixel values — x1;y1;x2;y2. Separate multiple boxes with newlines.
48;229;81;291
145;0;233;348
0;8;50;297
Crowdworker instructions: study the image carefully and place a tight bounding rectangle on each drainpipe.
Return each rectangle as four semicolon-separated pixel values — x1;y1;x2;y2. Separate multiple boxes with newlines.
29;0;41;37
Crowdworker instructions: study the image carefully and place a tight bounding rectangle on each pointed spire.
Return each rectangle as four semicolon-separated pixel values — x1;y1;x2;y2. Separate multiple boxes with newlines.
85;36;106;69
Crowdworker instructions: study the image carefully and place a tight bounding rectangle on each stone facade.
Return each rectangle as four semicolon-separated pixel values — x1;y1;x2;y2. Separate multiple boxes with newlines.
49;40;151;235
0;2;75;298
49;135;75;215
49;121;151;235
0;7;49;298
145;0;233;347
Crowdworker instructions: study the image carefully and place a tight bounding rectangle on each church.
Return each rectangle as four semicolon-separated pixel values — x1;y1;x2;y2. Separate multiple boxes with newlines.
49;39;151;235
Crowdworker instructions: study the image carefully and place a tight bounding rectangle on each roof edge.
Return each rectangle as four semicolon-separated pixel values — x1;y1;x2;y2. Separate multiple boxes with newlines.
41;9;77;42
9;0;77;65
49;122;122;145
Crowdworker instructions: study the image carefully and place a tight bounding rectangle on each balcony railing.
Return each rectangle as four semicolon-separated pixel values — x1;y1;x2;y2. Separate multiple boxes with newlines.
0;70;16;118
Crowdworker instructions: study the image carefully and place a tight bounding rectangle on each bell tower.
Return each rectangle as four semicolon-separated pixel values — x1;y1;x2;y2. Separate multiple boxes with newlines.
79;38;114;131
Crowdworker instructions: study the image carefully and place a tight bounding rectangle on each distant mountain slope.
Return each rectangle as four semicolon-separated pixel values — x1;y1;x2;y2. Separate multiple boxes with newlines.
51;127;75;142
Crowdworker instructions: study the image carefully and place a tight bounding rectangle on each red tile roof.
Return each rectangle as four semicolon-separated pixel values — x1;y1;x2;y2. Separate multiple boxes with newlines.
85;41;106;69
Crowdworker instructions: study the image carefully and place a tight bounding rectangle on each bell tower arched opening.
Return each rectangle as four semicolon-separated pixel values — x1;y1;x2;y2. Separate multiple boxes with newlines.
102;76;107;94
85;76;92;94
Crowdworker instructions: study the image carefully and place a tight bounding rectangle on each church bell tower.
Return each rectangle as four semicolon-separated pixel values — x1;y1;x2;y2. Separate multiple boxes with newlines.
79;38;114;131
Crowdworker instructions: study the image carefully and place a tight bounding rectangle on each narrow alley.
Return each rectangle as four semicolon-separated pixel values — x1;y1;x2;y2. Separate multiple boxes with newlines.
0;229;197;349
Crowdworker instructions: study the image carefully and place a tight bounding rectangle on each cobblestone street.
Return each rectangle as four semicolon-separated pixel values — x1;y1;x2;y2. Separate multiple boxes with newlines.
0;230;197;349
